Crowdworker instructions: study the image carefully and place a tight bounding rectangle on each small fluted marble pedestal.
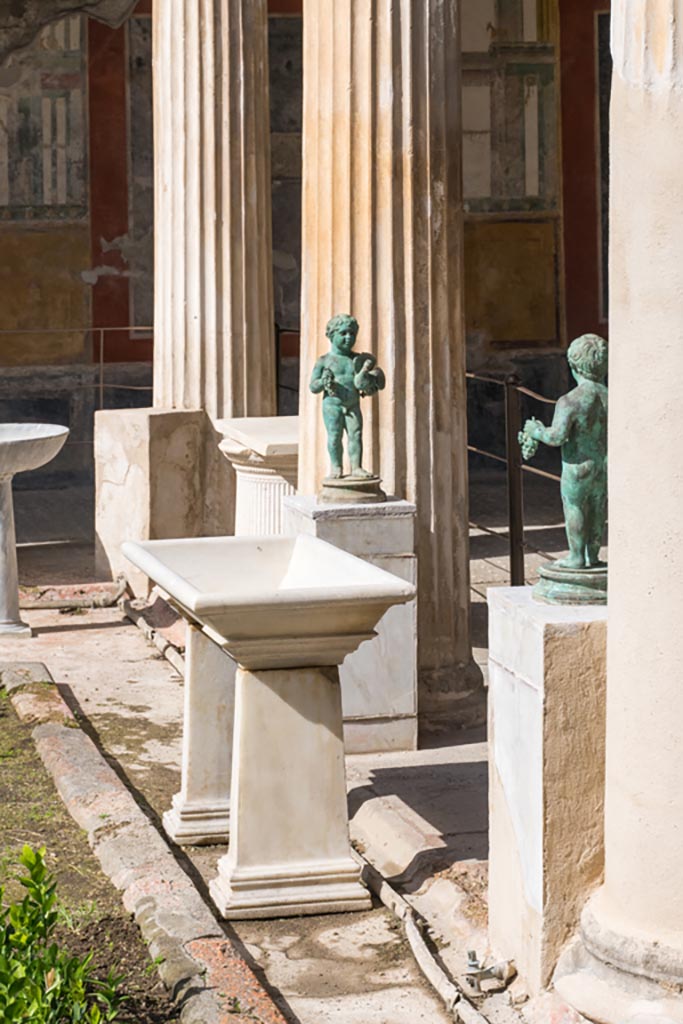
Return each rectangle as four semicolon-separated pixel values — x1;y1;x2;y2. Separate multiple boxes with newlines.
218;416;298;535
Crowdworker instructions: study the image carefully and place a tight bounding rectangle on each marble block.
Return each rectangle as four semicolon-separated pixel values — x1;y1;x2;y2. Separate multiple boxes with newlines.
218;416;298;536
283;496;418;753
95;408;204;596
163;625;234;846
487;587;607;995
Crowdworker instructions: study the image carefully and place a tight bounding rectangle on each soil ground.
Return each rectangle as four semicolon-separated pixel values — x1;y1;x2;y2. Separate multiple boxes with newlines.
0;691;179;1023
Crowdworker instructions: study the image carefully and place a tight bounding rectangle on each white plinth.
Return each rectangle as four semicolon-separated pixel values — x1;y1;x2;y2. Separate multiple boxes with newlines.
209;665;371;918
283;496;417;753
487;587;607;995
163;625;235;845
0;478;30;634
218;416;298;536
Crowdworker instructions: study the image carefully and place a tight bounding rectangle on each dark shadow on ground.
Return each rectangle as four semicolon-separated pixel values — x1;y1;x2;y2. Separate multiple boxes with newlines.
33;619;125;635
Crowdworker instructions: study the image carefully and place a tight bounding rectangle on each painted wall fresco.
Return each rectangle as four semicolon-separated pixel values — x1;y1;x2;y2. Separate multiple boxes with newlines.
127;14;153;332
0;16;86;220
462;0;562;353
0;15;91;365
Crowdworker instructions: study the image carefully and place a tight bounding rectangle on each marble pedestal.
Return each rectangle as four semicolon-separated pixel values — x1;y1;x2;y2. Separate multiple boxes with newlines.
0;478;31;637
210;665;371;918
218;416;298;536
487;587;607;995
163;626;234;845
283;496;418;753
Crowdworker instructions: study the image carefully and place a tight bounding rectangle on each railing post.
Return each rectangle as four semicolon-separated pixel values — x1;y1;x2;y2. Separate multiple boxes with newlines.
98;328;105;411
504;375;525;586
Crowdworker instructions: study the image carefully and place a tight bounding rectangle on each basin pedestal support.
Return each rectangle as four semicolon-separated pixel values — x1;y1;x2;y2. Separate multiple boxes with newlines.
210;665;371;918
0;477;31;637
163;626;234;845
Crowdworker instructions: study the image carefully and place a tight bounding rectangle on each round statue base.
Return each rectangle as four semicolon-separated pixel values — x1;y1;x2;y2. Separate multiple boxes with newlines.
318;475;386;505
533;562;607;606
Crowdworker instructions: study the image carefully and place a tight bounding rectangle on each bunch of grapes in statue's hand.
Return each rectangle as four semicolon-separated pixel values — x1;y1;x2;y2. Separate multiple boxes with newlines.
322;368;337;397
518;425;540;462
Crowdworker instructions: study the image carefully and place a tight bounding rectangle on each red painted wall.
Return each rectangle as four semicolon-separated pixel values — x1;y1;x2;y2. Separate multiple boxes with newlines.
560;0;610;341
87;3;152;362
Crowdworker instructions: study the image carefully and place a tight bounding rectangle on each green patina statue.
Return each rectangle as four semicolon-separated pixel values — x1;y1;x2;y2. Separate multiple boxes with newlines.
310;314;386;503
518;333;608;605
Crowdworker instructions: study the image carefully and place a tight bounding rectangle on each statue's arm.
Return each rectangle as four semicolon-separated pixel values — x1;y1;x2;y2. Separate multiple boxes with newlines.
309;358;327;395
525;399;574;448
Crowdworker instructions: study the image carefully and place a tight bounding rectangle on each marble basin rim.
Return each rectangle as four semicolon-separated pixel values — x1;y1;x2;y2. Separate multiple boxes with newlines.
0;422;69;477
122;534;415;670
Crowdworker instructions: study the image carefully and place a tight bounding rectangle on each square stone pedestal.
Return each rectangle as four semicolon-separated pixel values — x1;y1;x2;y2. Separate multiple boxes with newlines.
487;587;607;995
95;408;233;596
283;496;417;753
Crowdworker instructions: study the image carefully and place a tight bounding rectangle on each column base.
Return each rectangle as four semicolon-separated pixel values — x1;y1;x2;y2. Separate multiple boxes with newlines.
0;621;32;638
163;793;230;847
209;858;371;919
555;937;683;1024
418;658;486;731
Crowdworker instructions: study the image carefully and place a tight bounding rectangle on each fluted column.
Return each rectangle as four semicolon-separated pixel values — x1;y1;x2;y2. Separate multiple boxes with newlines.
152;0;276;419
558;2;683;1016
298;0;482;723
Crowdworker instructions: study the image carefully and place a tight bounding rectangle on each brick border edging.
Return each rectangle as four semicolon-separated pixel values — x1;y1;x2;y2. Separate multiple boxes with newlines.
0;661;286;1024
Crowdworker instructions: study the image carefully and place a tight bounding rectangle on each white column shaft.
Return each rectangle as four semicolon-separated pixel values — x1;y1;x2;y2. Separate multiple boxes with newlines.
152;0;276;419
299;0;479;717
581;0;683;982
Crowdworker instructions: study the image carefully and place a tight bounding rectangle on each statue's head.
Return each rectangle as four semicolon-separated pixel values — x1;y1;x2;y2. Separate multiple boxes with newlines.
567;333;608;383
326;314;359;356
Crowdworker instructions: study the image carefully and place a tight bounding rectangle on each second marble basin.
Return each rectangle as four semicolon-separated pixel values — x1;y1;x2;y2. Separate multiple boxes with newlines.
0;422;69;477
123;534;415;669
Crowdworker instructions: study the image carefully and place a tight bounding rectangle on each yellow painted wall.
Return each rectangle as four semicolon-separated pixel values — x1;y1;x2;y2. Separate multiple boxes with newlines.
0;225;92;366
464;219;559;346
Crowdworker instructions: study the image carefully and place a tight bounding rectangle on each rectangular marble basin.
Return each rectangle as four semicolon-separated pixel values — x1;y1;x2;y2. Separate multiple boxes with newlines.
123;535;415;669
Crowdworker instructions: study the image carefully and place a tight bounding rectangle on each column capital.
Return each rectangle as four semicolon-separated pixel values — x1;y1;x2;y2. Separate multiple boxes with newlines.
612;0;683;90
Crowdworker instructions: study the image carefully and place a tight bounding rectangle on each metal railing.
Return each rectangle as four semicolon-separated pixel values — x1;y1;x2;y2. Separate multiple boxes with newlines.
0;325;154;409
466;371;560;585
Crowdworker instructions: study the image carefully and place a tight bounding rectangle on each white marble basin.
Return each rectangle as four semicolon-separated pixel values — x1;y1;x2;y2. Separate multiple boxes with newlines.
0;422;69;478
122;534;415;669
0;422;69;637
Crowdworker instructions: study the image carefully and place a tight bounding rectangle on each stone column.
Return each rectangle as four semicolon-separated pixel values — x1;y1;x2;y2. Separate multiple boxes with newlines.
153;0;276;420
556;3;683;1017
96;0;278;581
298;0;482;725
